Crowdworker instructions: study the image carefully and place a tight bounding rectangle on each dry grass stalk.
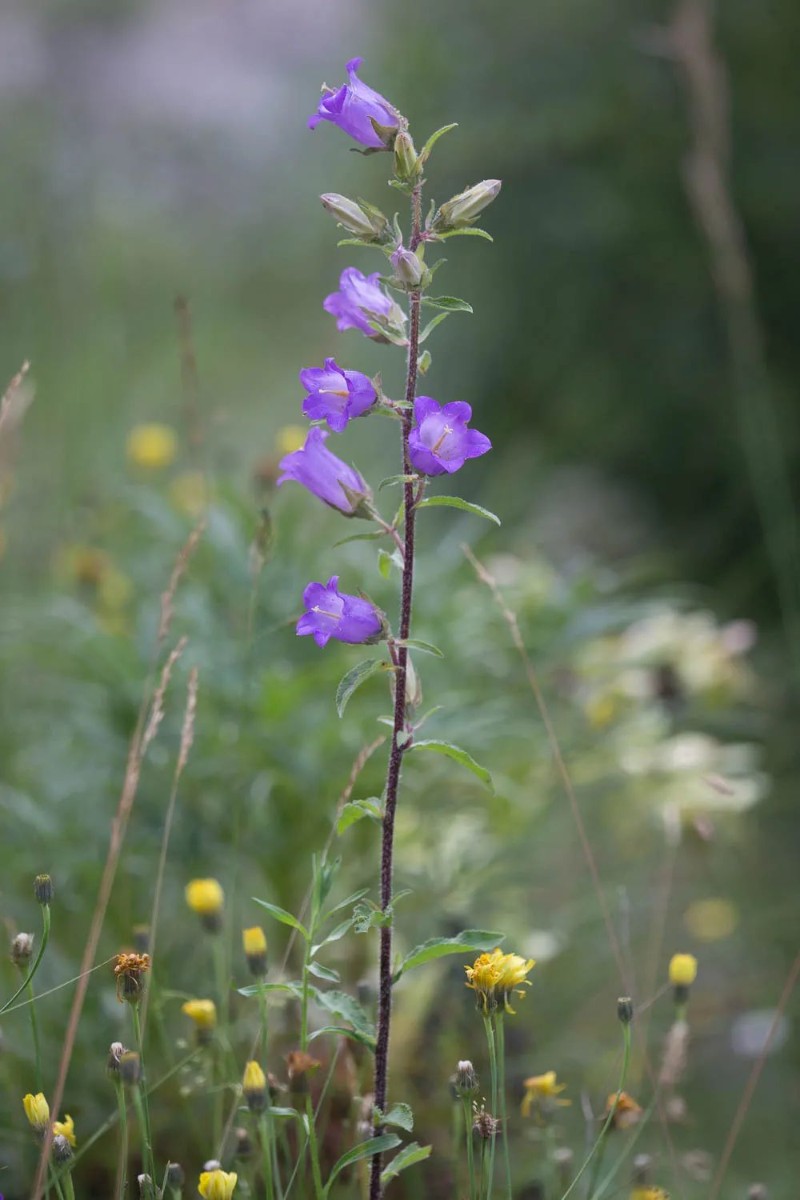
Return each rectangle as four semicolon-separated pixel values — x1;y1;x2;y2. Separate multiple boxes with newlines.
142;635;189;755
659;1019;690;1089
0;360;34;485
158;519;205;644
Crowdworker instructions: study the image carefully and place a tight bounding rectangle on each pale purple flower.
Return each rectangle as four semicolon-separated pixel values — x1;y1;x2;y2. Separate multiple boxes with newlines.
300;358;376;432
408;396;491;476
308;57;399;149
297;576;384;647
323;267;394;337
277;427;369;514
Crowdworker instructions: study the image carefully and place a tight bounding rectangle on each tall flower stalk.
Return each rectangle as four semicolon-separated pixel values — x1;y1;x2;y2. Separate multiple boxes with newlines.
301;55;500;1200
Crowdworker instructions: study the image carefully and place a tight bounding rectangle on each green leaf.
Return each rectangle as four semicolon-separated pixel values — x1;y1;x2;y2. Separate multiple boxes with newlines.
336;237;378;248
314;990;376;1039
336;659;391;718
311;916;355;956
418;312;450;344
336;799;383;835
393;929;504;983
252;899;309;940
381;1103;414;1132
378;473;418;491
394;638;444;659
332;530;385;547
380;1142;432;1185
238;980;302;998
419;122;458;163
324;886;372;919
377;549;393;580
268;1106;301;1120
407;740;494;790
416;495;501;525
421;295;473;313
309;1023;377;1051
324;1135;402;1195
435;226;494;242
354;901;393;933
308;961;340;983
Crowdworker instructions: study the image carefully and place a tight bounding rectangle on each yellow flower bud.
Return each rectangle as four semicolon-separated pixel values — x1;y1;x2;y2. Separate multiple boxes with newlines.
668;954;698;988
242;926;268;976
53;1113;76;1147
126;423;178;470
198;1169;238;1200
186;879;224;931
182;999;217;1034
23;1092;50;1132
242;1060;267;1112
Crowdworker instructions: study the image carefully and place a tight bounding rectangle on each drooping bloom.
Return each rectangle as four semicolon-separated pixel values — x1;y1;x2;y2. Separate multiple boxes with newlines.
126;423;178;470
465;948;535;1015
668;953;698;987
198;1169;238;1200
323;267;396;337
297;577;383;649
521;1071;570;1119
300;359;377;432
308;57;399;149
408;397;491;476
278;428;370;515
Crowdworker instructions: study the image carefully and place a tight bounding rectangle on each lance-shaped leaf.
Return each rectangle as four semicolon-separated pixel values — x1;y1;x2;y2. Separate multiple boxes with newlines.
252;899;309;940
393;929;505;983
324;1135;402;1196
421;295;473;313
407;739;493;790
416;495;501;525
380;1142;433;1185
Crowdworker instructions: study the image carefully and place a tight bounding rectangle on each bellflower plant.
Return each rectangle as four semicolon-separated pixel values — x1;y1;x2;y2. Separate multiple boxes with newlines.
300;359;377;431
284;56;502;1200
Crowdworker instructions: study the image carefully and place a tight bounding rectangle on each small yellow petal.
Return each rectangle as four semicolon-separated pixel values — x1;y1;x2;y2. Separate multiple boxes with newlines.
198;1169;238;1200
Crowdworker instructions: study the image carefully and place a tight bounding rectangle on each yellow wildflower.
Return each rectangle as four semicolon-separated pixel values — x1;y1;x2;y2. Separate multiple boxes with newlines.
276;425;307;456
126;423;178;470
23;1092;50;1132
668;954;698;988
182;999;217;1031
53;1113;76;1147
243;925;268;975
242;1060;267;1112
521;1070;570;1118
198;1169;238;1200
631;1190;669;1200
465;948;535;1014
186;878;224;914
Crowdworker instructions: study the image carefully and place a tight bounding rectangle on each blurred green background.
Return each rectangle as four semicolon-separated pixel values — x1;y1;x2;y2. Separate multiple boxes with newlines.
1;0;798;1197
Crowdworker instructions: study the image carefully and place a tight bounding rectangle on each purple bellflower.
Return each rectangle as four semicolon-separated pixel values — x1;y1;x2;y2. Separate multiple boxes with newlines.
408;396;491;476
297;576;384;647
300;358;377;432
308;57;400;149
277;427;370;514
323;266;395;337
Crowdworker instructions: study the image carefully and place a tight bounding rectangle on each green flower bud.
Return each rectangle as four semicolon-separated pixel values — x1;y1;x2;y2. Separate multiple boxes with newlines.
617;996;634;1024
391;245;425;287
320;194;388;241
432;179;502;231
393;131;420;184
34;874;53;906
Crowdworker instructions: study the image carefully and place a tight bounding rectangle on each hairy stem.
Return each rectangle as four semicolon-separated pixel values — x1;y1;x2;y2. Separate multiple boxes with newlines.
369;181;423;1200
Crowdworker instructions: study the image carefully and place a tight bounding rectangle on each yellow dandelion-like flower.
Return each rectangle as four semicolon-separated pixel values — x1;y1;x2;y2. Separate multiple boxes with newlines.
198;1168;238;1200
186;878;224;915
126;423;178;470
23;1093;50;1132
276;425;307;456
243;1060;266;1092
182;999;217;1030
52;1113;76;1147
668;953;698;988
631;1189;669;1200
521;1070;570;1118
465;948;535;1015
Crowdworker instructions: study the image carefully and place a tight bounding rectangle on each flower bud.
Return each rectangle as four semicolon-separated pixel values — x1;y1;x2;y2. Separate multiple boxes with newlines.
242;926;268;977
453;1060;479;1098
234;1126;254;1160
138;1173;157;1199
432;180;502;231
166;1161;185;1189
286;1050;321;1098
185;879;224;933
393;131;419;183
11;932;34;967
182;998;217;1044
320;194;389;242
617;996;634;1025
119;1051;142;1087
632;1153;652;1185
242;1060;267;1113
390;245;425;288
668;953;697;987
34;874;53;906
53;1134;73;1164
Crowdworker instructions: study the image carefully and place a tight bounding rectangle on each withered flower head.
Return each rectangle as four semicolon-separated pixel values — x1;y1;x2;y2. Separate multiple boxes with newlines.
11;932;34;967
286;1049;321;1096
607;1090;642;1130
114;952;151;1005
472;1105;499;1141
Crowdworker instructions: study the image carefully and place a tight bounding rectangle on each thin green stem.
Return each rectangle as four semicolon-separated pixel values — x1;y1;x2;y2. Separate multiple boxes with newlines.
48;1166;66;1200
131;1006;157;1182
591;1097;657;1200
26;978;43;1092
114;1080;129;1200
483;1014;499;1200
304;1094;325;1200
559;1022;631;1200
258;1113;276;1200
462;1098;477;1200
60;1171;76;1200
3;905;50;1014
495;1016;512;1200
257;983;279;1200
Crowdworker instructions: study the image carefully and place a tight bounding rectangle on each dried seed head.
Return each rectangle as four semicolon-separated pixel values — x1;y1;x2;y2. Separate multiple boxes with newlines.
52;1134;73;1164
114;952;151;1005
473;1105;499;1141
107;1041;127;1079
234;1126;254;1160
453;1060;479;1098
11;932;34;967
